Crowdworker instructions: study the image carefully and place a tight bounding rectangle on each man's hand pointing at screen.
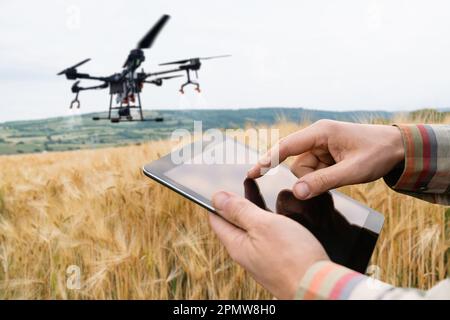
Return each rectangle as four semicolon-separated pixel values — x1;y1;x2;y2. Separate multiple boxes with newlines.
247;120;404;199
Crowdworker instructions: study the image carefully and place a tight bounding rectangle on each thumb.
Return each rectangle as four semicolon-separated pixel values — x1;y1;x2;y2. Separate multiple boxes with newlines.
212;191;269;230
292;161;351;199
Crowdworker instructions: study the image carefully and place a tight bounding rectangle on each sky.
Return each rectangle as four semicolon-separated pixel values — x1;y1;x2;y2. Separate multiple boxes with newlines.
1;0;450;122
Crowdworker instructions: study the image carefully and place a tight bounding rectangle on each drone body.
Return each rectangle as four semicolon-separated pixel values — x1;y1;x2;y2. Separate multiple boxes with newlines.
57;15;230;123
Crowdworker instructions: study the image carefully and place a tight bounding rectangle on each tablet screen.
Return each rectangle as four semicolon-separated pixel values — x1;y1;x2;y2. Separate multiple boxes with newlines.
144;136;384;272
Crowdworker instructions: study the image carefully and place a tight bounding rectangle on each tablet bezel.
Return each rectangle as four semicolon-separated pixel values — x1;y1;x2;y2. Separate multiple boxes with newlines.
143;137;220;213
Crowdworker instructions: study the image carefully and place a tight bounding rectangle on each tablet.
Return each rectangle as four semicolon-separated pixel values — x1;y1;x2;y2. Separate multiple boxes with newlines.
143;134;384;273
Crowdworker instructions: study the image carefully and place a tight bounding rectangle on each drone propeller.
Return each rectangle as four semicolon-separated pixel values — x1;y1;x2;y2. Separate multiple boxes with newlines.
158;58;191;66
199;54;232;60
158;54;231;66
57;58;91;75
137;14;170;49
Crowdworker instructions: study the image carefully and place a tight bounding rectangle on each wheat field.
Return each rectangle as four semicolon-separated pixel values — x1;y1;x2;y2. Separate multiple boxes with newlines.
0;121;449;299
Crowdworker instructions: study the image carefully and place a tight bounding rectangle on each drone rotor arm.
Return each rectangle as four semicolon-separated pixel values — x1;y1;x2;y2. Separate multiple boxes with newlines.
71;81;108;93
144;68;184;79
143;74;183;86
71;72;111;82
145;75;183;82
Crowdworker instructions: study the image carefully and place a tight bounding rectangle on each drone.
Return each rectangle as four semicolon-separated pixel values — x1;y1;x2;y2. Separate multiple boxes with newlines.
57;14;230;123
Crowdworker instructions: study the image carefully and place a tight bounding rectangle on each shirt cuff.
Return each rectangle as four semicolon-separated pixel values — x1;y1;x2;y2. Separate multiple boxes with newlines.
295;261;393;300
295;261;364;300
384;124;450;194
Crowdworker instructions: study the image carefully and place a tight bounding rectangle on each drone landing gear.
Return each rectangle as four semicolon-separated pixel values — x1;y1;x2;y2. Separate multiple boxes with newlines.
179;83;201;94
92;92;164;123
70;92;80;109
94;116;163;122
179;69;201;94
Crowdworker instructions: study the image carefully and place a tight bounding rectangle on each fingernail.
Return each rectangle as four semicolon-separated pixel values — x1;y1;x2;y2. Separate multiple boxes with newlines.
294;182;310;199
213;191;231;210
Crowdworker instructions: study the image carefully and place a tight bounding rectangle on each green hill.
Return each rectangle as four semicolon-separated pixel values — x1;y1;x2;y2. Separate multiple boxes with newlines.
0;108;393;155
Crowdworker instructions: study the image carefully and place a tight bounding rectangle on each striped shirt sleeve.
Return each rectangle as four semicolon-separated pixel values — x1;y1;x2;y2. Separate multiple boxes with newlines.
384;124;450;205
295;261;450;300
295;261;390;300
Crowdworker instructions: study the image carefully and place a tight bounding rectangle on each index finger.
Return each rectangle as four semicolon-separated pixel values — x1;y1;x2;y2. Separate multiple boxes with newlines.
247;124;321;179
